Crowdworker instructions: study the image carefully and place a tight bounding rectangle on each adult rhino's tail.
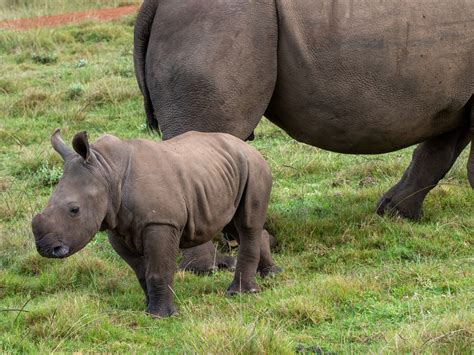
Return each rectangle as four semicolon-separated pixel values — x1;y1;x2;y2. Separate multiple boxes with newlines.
134;0;159;130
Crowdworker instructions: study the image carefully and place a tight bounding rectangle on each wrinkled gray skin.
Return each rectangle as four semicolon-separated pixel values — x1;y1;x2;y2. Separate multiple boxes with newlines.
134;0;474;269
32;129;280;317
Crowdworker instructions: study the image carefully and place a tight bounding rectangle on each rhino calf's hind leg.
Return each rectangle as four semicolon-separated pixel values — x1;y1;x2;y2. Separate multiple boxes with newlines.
377;125;471;219
227;164;272;295
226;225;261;295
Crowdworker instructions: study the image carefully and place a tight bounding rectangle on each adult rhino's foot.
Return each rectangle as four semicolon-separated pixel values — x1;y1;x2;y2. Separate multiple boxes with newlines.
258;264;283;278
376;194;423;220
146;303;177;318
377;127;472;220
180;241;235;274
226;280;259;296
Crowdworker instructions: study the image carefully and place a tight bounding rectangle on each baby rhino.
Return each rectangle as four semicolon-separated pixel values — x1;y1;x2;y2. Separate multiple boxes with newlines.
32;129;280;317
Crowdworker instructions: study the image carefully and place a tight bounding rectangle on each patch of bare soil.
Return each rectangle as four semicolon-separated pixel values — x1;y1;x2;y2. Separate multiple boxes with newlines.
0;4;138;30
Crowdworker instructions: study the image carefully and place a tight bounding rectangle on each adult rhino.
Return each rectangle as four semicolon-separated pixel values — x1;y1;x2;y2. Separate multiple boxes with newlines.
134;0;474;270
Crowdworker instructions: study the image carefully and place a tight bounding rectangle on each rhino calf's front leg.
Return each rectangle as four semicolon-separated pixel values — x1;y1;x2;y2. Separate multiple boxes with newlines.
108;231;149;306
143;224;180;317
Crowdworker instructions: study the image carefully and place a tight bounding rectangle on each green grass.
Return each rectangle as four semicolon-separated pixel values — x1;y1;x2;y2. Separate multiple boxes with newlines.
1;15;473;354
0;0;139;21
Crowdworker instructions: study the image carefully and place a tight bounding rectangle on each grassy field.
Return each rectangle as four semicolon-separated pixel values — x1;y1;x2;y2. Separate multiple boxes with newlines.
0;11;473;354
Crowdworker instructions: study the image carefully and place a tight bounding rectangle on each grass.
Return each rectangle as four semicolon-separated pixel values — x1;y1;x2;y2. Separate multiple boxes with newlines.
0;0;139;21
0;11;473;354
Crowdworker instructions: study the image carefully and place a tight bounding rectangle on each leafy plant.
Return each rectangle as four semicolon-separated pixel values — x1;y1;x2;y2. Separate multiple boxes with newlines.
31;53;58;65
66;83;84;100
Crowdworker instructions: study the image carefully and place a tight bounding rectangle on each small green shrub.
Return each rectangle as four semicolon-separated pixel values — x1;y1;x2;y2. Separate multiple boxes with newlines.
66;83;84;100
31;53;58;65
74;59;88;68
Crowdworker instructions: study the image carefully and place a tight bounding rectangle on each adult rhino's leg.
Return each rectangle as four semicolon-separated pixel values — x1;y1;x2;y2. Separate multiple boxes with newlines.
258;229;283;277
179;241;236;274
377;126;471;219
468;103;474;188
180;220;278;275
468;136;474;188
223;223;281;278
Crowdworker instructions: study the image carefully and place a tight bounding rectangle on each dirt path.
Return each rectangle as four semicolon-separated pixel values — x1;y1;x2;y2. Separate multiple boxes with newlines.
0;5;139;30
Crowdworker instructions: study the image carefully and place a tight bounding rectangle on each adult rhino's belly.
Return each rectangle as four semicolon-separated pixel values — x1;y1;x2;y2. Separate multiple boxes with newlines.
267;0;473;154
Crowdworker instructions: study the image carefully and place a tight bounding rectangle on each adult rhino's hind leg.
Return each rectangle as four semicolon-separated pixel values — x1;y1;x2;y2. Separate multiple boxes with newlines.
224;222;281;278
179;242;236;274
258;229;283;277
377;125;471;219
469;137;474;188
468;105;474;188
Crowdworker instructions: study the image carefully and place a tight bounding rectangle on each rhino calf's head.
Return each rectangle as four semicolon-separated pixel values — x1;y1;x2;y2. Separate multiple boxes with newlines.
32;129;110;258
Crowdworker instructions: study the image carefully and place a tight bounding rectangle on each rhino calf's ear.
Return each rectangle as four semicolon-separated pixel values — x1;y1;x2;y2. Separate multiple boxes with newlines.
72;131;90;162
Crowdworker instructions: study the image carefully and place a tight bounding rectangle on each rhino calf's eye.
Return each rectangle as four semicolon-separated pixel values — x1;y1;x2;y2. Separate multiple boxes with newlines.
69;206;80;216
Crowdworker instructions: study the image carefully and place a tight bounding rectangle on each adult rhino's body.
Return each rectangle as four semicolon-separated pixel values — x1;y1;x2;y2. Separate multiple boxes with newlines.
135;0;473;268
